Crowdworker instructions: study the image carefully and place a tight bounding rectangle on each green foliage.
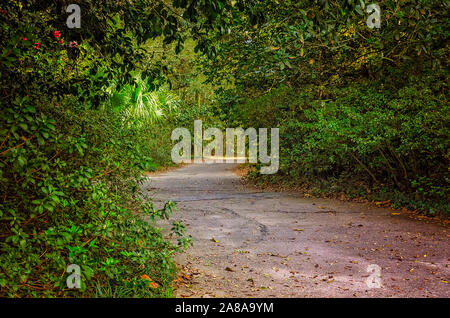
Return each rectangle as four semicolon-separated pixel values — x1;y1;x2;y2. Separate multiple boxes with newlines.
201;0;449;216
0;0;227;297
202;0;449;91
107;74;181;126
0;97;193;297
228;78;449;215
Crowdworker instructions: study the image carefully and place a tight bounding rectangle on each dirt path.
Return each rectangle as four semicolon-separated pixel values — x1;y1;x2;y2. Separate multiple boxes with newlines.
143;163;449;298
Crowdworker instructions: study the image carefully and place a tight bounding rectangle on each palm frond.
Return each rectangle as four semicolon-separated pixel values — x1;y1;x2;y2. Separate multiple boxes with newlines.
104;73;180;126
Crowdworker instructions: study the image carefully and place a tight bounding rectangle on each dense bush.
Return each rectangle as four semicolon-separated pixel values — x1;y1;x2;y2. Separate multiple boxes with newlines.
202;0;449;216
0;0;227;297
0;93;192;296
225;75;449;215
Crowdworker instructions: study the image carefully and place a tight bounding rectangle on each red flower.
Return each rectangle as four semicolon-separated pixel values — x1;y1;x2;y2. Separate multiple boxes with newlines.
59;39;63;44
53;30;61;38
69;41;78;48
34;42;40;49
22;37;27;41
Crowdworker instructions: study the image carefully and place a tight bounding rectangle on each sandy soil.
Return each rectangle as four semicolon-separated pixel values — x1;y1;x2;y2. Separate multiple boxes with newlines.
142;163;449;298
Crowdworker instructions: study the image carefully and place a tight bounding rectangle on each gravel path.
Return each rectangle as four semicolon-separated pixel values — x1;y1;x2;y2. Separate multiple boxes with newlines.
143;163;449;298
